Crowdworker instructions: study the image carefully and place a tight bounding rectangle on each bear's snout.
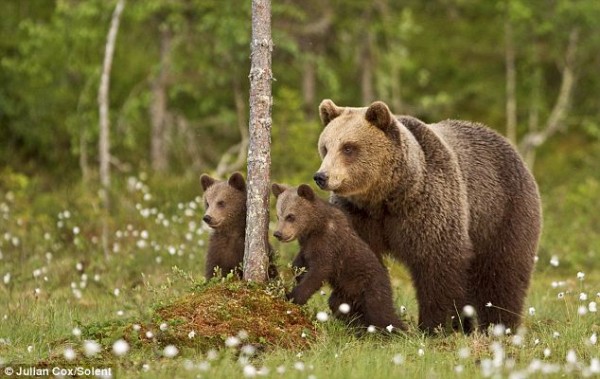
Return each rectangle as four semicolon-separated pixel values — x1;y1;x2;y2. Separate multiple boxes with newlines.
273;230;283;240
202;215;213;225
313;172;329;189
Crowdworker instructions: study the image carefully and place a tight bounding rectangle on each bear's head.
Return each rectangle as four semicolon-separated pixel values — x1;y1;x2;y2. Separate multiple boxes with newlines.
272;183;318;242
200;172;246;229
315;99;400;199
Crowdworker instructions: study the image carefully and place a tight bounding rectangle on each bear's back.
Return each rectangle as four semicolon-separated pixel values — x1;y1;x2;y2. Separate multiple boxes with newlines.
401;117;540;246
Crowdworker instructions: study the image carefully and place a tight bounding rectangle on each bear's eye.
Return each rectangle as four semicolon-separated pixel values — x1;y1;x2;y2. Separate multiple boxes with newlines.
204;201;209;208
341;144;356;156
217;200;225;208
321;146;328;156
285;214;295;222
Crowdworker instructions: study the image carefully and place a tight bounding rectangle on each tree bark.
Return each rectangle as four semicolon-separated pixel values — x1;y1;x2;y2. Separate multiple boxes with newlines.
244;0;273;282
98;0;125;258
150;27;171;173
519;28;579;168
505;16;517;144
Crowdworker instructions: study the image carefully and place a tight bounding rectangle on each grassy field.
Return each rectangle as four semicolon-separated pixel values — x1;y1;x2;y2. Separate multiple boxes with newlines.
0;173;598;378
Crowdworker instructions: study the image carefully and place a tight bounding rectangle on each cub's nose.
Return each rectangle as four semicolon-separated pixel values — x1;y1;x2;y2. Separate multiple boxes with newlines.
273;231;283;240
202;215;212;224
313;172;329;189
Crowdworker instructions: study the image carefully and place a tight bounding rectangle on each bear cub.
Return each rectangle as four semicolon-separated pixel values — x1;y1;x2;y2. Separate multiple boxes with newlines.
272;183;405;332
200;172;278;280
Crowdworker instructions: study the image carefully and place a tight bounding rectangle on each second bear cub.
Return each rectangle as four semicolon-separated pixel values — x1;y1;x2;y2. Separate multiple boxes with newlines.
200;172;278;280
272;183;405;331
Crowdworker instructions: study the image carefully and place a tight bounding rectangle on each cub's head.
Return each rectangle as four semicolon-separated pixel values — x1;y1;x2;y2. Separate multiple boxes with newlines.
315;99;400;197
271;183;318;243
199;172;246;229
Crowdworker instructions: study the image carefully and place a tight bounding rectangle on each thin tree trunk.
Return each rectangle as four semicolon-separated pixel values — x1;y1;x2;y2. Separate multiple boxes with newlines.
302;55;316;120
519;28;579;168
150;27;171;173
505;16;517;144
244;0;272;282
360;28;375;104
215;77;249;177
98;0;125;259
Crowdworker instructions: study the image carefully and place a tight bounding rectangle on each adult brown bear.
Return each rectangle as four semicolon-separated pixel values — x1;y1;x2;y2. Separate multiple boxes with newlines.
314;99;541;332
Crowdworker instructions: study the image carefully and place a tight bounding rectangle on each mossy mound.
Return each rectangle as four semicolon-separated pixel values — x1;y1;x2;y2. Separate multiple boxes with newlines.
151;280;317;350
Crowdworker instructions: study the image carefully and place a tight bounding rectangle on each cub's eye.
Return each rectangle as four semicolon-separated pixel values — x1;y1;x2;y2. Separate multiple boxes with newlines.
285;214;295;222
204;201;209;208
217;201;225;208
321;146;328;156
341;144;356;155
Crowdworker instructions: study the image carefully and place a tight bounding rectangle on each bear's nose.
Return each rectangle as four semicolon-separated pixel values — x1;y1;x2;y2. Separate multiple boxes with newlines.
273;231;283;240
202;215;212;224
313;172;329;189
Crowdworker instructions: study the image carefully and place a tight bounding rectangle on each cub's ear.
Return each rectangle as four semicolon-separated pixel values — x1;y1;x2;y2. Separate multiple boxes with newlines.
365;101;399;140
297;184;315;202
319;99;342;126
271;183;287;198
200;174;216;191
228;172;246;192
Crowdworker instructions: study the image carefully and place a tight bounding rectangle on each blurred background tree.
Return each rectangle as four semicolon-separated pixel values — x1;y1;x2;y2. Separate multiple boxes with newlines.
0;0;598;267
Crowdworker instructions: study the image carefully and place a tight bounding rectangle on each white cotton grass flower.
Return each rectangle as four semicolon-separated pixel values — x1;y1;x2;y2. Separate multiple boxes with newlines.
367;325;376;333
113;288;120;297
225;336;241;348
145;331;154;339
577;271;585;280
528;307;536;316
485;302;493;307
243;364;257;378
83;340;101;357
27;345;34;353
553;331;560;338
241;344;256;357
316;311;329;322
458;347;470;359
454;365;464;374
399;305;407;314
392;354;404;365
578;305;588;315
386;324;394;333
294;361;305;371
238;330;249;340
63;347;76;361
492;324;505;337
589;302;597;312
132;324;141;331
188;330;196;339
550;256;559;267
580;292;588;301
112;339;129;356
462;305;476;317
557;292;564;299
589;333;597;345
72;327;81;337
544;348;551;357
276;365;286;374
338;303;351;314
418;348;425;357
590;358;600;374
160;322;168;331
163;345;178;358
566;350;577;364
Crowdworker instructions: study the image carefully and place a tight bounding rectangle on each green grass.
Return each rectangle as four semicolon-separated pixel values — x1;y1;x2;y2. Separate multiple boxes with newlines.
0;173;598;378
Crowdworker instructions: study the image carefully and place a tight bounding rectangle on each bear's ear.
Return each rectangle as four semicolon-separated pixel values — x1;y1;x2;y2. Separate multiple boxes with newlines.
200;174;215;191
319;99;342;126
228;172;246;192
297;184;315;202
365;101;399;140
271;183;287;198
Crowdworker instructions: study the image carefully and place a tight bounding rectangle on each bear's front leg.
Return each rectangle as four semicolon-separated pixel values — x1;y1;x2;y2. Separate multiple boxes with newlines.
287;268;327;305
412;262;469;334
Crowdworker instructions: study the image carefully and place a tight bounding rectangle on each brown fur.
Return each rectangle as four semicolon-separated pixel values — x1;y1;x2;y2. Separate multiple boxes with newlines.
200;172;278;280
272;183;405;332
315;100;542;332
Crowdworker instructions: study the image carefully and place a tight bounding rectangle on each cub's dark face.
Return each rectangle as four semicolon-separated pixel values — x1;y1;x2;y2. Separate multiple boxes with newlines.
315;100;399;197
200;173;246;229
272;184;316;243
